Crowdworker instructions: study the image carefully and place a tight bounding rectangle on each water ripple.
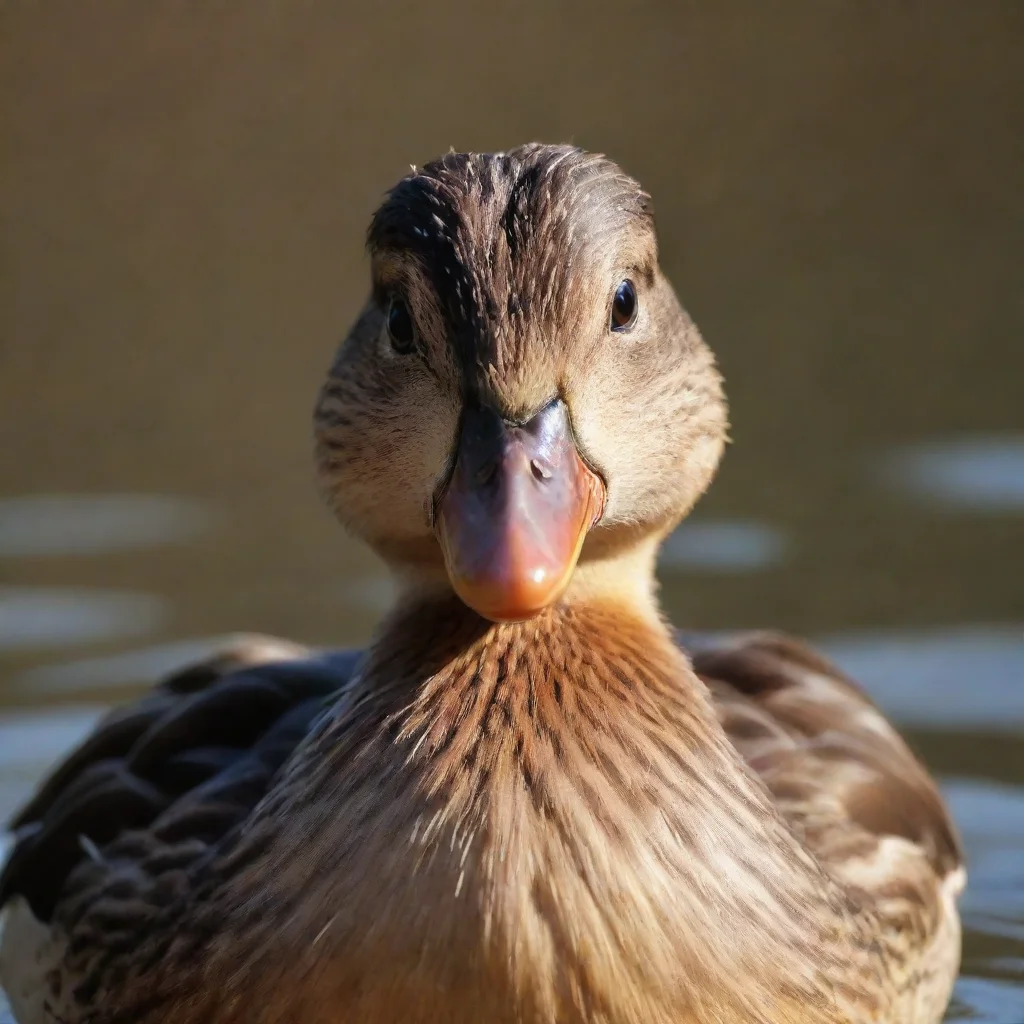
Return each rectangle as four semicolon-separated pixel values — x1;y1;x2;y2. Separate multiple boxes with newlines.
820;626;1024;731
14;634;275;695
0;494;210;557
881;437;1024;512
659;520;786;572
0;587;165;652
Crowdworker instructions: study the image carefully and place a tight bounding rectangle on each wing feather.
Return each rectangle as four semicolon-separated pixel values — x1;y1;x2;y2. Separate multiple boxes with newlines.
0;638;360;922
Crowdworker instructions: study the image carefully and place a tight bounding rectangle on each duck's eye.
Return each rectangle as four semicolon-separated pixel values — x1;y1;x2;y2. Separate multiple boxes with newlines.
386;296;416;354
610;279;638;332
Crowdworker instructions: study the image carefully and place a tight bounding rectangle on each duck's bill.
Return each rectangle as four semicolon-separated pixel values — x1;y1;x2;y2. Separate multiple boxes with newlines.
436;399;605;622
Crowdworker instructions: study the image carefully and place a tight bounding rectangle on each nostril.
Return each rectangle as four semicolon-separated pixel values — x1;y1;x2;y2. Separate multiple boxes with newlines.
530;458;553;482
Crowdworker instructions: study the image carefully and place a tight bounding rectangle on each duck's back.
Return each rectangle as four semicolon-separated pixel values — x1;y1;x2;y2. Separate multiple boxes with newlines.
0;638;359;1024
688;631;965;1022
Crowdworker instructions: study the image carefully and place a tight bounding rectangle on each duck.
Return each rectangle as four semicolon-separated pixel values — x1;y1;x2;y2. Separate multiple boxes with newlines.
0;143;964;1024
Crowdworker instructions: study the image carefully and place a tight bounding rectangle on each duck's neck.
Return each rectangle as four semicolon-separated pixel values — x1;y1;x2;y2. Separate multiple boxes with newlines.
388;533;667;627
217;573;860;1022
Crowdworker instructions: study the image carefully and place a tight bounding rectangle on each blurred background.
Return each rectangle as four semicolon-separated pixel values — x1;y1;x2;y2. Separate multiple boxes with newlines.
1;3;1022;1019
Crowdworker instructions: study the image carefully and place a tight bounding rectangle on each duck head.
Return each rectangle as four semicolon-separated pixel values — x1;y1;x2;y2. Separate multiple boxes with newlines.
315;144;727;622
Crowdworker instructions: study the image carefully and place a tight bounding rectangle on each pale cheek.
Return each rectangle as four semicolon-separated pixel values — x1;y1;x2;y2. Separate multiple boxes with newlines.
567;360;666;523
368;375;460;538
567;379;624;522
317;367;459;542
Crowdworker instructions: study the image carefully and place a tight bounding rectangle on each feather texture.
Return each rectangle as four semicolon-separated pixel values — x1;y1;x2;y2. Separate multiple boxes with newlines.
1;618;962;1023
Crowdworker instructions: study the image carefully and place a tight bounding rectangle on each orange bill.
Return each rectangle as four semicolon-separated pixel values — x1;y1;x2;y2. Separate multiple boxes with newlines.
436;399;605;622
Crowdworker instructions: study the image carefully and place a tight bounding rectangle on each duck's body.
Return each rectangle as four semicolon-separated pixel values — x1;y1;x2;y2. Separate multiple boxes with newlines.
0;605;963;1024
1;144;963;1023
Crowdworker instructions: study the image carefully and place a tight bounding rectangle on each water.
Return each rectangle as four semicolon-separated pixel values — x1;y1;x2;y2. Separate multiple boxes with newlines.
1;3;1021;1019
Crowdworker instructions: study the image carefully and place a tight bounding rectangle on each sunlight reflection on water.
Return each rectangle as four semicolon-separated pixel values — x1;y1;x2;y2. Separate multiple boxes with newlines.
820;626;1024;730
659;519;787;572
0;495;210;558
881;437;1024;512
0;588;165;653
13;635;282;695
